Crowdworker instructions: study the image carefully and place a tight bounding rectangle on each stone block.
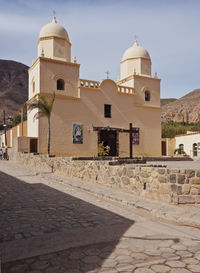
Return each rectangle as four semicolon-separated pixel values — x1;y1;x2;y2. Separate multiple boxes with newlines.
171;184;182;195
160;194;171;203
141;167;152;172
159;184;171;194
191;185;200;195
178;195;195;204
117;168;123;177
115;176;121;185
127;169;135;178
172;194;179;204
182;184;191;194
109;166;118;176
140;171;150;178
140;177;152;183
169;169;180;174
123;167;127;176
157;168;166;175
177;174;186;184
196;169;200;177
158;176;167;183
121;176;130;185
151;170;158;178
169;174;176;183
186;169;195;178
130;178;137;185
109;177;116;184
195;195;200;203
190;178;200;184
191;188;200;195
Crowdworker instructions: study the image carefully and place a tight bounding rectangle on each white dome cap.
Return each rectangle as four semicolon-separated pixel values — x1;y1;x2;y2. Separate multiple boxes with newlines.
39;17;69;41
122;40;150;61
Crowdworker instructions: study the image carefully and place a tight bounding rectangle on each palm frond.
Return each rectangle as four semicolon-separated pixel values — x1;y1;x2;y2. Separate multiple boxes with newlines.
33;110;48;121
27;93;55;118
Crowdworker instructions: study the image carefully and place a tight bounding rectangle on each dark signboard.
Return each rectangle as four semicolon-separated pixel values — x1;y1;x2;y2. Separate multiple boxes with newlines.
132;128;139;145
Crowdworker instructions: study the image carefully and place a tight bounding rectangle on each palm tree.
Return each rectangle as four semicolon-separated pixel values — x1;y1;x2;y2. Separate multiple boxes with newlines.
27;92;55;155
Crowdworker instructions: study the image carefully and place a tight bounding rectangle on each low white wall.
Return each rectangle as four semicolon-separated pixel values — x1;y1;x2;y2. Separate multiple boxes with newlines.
175;133;200;158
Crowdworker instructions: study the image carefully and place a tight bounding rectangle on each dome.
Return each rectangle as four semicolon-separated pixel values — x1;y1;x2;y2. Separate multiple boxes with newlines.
39;17;69;41
122;40;150;61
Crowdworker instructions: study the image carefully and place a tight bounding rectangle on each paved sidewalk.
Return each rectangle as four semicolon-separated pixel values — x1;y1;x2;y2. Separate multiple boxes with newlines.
1;161;200;273
1;161;200;227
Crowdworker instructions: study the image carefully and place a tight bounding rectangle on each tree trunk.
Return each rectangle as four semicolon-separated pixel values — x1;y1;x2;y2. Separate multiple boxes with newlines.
48;117;51;155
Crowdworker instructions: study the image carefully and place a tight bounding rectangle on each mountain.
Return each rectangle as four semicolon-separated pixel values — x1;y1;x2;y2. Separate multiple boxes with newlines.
0;60;28;122
161;89;200;123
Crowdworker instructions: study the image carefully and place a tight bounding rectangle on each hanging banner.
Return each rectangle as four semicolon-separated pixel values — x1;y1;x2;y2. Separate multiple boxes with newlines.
132;128;139;145
73;123;83;144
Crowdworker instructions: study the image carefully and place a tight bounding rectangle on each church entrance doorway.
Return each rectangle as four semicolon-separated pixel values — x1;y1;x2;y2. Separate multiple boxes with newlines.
99;130;118;157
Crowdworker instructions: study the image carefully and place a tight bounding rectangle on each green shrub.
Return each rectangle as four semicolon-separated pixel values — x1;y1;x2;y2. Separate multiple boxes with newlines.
98;142;110;159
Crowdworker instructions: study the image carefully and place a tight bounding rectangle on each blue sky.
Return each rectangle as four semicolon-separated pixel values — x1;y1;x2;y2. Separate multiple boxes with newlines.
0;0;200;98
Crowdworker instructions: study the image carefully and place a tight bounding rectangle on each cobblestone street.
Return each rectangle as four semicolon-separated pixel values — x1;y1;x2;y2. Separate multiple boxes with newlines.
1;161;200;273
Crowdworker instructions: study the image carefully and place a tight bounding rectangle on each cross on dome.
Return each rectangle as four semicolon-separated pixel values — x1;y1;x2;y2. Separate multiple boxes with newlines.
52;16;57;23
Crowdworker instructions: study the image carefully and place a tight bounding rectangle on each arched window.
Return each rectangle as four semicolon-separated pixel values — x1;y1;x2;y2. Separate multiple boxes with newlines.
193;143;197;157
145;90;151;101
179;144;184;154
57;79;65;90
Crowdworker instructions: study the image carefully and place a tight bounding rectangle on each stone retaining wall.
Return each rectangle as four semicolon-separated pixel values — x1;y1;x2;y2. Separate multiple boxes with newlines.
9;151;200;205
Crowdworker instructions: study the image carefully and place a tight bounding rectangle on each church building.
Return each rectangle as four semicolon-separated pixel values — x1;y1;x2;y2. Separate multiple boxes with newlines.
26;17;161;157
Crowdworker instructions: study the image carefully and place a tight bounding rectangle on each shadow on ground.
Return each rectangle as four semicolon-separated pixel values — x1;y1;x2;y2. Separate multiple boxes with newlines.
0;171;133;273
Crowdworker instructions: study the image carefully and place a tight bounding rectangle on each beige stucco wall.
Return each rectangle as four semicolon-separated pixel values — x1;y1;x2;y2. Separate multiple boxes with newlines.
133;76;160;106
166;138;176;156
120;58;151;79
38;38;54;59
40;58;79;97
38;37;71;62
0;121;28;149
38;79;161;157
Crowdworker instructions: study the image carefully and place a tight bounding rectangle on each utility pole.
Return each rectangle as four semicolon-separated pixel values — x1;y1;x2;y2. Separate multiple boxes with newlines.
21;107;24;136
3;110;7;158
129;123;133;159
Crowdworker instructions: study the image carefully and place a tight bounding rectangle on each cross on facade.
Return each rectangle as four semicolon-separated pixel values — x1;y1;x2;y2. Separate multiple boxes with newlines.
105;70;110;79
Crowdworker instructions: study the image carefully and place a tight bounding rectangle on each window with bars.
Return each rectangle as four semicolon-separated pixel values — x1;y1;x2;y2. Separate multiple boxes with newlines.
145;90;151;101
57;79;65;90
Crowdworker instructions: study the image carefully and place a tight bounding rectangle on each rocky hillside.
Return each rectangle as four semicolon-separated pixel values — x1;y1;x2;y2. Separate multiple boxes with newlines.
0;60;28;122
161;89;200;123
160;98;177;107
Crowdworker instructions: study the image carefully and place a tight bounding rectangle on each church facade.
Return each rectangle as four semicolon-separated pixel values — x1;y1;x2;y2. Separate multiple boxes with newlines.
27;17;161;157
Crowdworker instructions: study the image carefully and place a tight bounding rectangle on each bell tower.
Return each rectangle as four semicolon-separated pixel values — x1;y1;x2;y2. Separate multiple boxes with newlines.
37;16;71;62
120;40;152;81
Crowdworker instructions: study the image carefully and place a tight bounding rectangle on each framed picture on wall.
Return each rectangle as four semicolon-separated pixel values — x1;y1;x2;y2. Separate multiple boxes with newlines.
73;123;83;144
132;128;139;145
